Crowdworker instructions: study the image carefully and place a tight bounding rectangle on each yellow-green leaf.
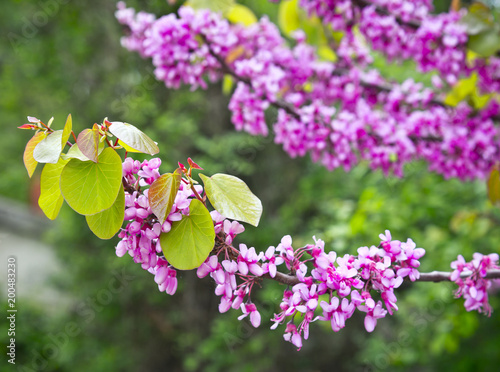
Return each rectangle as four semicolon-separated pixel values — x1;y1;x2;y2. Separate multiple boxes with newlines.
61;114;73;148
148;171;182;225
222;74;235;95
318;44;337;62
160;199;215;270
118;139;142;153
225;4;257;26
444;72;492;109
60;147;123;215
85;187;125;239
33;130;64;164
199;173;262;226
39;158;69;220
278;0;300;37
23;131;47;178
108;121;159;155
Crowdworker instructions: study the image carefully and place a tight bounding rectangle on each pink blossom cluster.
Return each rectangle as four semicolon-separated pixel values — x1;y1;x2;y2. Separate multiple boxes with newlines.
194;226;425;350
301;0;468;85
197;213;283;326
450;253;500;316
116;157;203;295
116;3;500;181
269;230;424;349
116;1;236;89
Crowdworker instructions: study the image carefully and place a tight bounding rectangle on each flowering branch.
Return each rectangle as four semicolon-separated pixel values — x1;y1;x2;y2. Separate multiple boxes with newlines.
116;3;500;181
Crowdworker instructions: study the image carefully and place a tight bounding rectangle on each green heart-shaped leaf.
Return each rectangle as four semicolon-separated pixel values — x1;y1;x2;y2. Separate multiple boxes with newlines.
60;147;123;215
33;130;64;164
199;173;262;226
39;158;69;220
86;187;125;239
160;199;215;270
148;170;182;225
108;121;159;155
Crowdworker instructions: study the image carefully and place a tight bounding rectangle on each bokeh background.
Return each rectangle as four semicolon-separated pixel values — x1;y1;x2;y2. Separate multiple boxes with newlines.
1;0;500;371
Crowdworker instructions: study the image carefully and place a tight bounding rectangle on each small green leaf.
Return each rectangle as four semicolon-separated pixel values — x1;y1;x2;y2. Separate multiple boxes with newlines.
85;187;125;239
61;114;73;148
108;121;159;155
160;199;215;270
23;131;47;177
487;168;500;206
148;170;182;225
222;74;234;95
39;158;69;220
60;147;123;215
33;130;64;164
199;173;262;226
77;124;100;163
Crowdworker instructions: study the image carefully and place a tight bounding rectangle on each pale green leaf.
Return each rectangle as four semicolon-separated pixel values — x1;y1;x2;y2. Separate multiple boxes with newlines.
60;147;123;215
160;199;215;270
85;187;125;239
199;173;262;226
33;130;64;164
39;158;69;220
108;121;159;155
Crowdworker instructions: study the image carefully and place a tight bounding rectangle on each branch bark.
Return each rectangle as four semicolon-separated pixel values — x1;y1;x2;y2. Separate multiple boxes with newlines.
266;269;500;287
417;269;500;282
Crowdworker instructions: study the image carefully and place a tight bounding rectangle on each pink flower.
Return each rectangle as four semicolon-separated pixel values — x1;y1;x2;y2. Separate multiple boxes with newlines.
238;303;261;328
223;219;245;245
360;301;387;332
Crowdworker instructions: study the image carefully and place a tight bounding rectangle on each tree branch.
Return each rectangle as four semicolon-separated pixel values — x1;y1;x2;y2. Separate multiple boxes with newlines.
417;269;500;282
265;269;500;287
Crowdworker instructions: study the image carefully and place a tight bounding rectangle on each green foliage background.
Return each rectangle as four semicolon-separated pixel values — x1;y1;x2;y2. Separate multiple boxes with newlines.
1;0;500;371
